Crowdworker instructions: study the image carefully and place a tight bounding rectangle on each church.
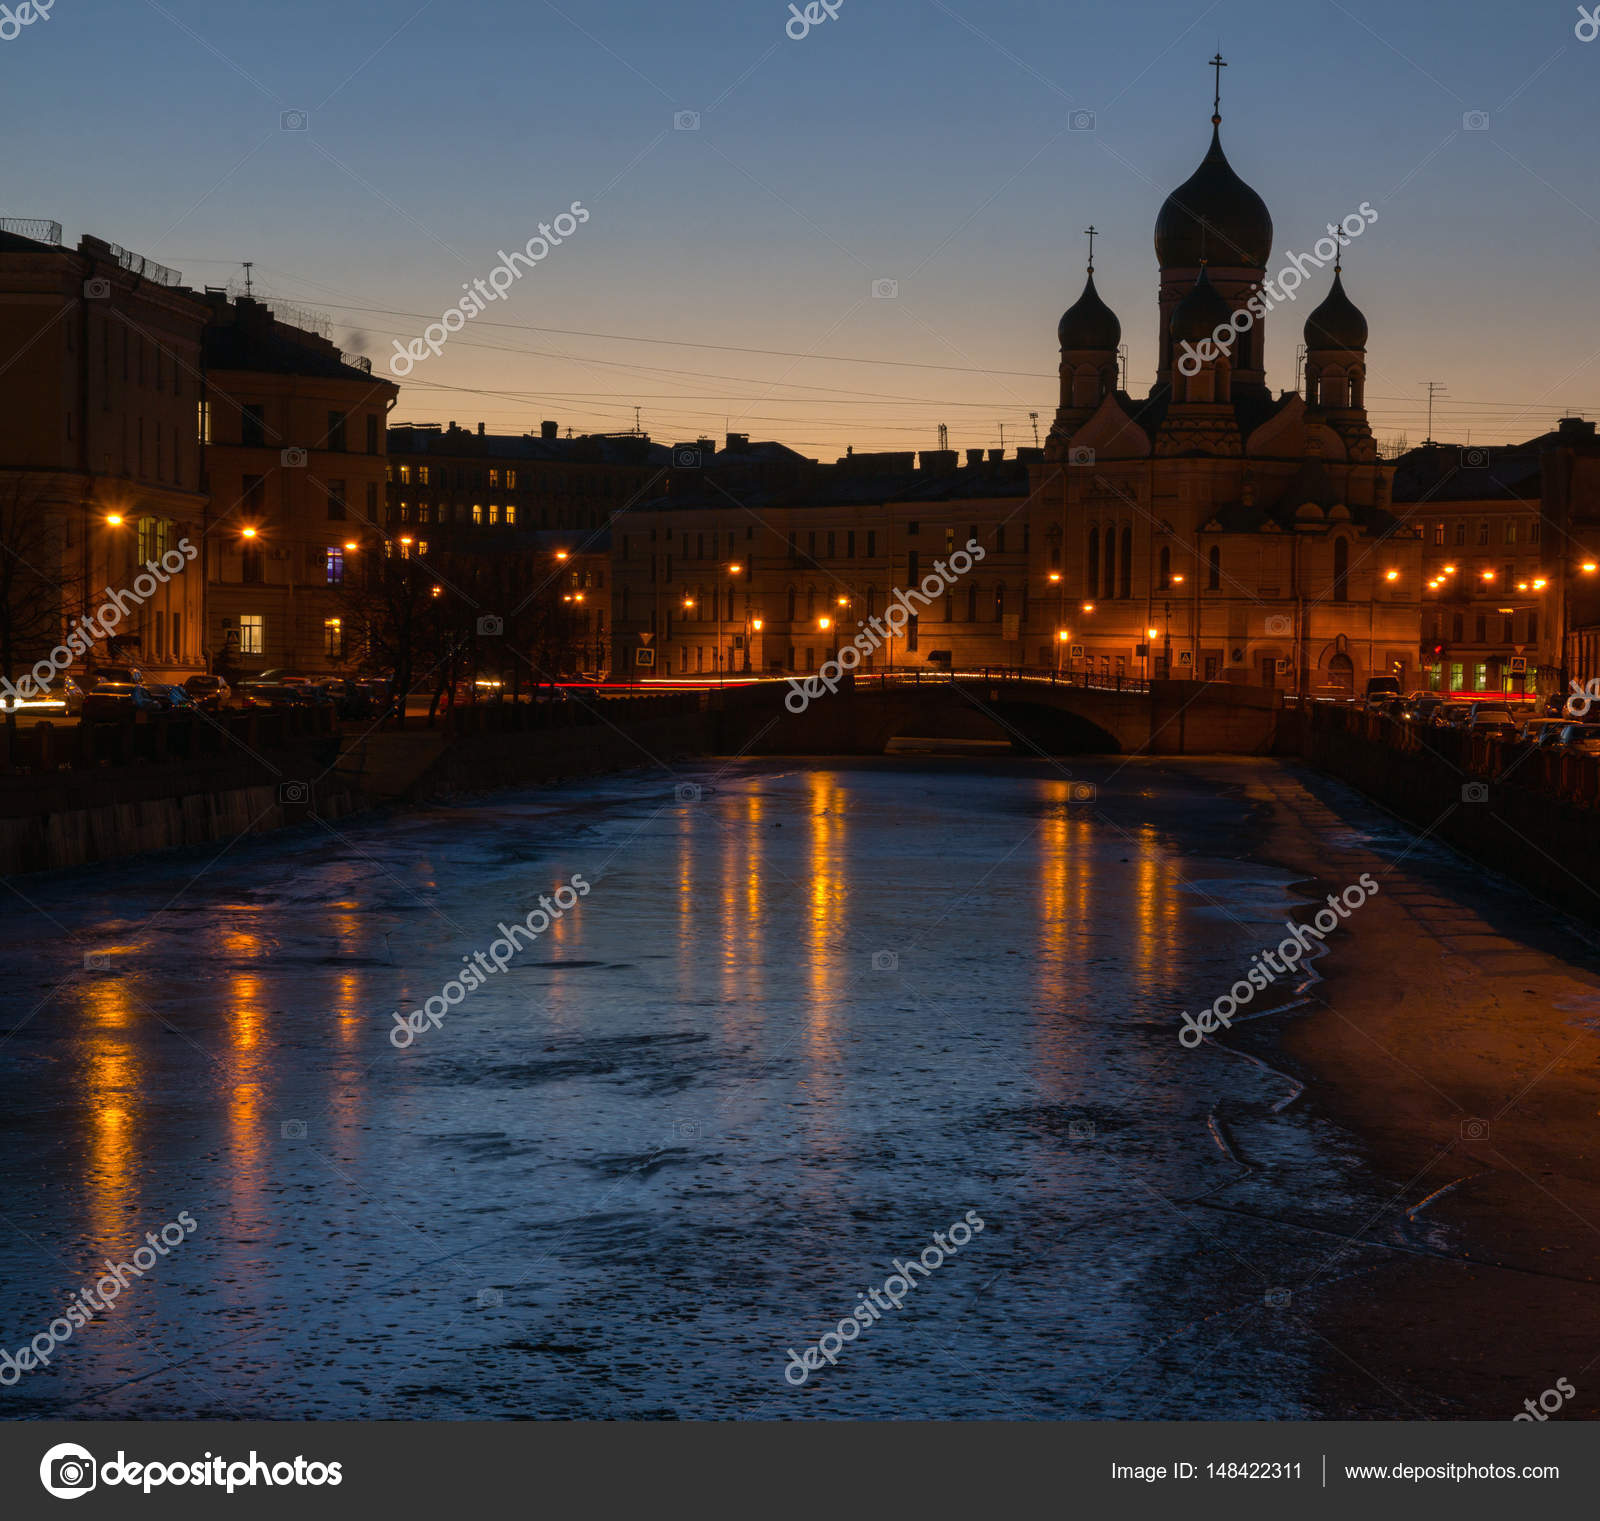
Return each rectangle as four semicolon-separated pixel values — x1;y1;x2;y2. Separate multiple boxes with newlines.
1031;62;1424;695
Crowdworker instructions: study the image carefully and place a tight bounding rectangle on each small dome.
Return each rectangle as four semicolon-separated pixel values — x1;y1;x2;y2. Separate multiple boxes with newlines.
1304;269;1368;352
1155;124;1273;270
1170;265;1235;345
1058;270;1121;352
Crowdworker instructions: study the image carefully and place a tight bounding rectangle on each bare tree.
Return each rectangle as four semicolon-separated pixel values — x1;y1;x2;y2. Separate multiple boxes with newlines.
0;480;78;723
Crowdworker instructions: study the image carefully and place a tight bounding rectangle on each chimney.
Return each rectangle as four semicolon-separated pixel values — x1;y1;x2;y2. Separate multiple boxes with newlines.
918;450;958;474
478;422;486;436
1558;417;1596;441
696;436;716;456
965;449;985;467
725;432;749;452
987;448;1004;463
541;420;558;440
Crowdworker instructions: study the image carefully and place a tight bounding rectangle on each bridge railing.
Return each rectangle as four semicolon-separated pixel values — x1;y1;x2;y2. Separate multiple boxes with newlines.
852;666;1150;695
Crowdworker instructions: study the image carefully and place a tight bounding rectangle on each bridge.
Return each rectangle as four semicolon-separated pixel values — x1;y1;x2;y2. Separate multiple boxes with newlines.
714;669;1287;756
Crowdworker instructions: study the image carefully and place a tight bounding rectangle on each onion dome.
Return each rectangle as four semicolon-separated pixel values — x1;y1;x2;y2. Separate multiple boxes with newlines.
1057;270;1121;352
1169;265;1235;345
1155;124;1273;270
1304;268;1368;351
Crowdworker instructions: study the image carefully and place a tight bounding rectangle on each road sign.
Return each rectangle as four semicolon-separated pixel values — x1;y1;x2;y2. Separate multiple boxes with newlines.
1510;656;1527;673
1177;650;1193;669
1070;643;1085;659
638;631;654;645
634;648;656;667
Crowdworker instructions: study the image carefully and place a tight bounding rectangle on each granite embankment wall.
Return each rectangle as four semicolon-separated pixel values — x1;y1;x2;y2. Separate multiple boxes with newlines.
1;683;1299;877
1303;707;1600;922
0;696;713;876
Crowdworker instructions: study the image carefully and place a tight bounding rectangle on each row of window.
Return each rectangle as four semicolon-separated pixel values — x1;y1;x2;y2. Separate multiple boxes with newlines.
391;463;631;497
224;614;343;659
1429;610;1539;644
223;403;380;454
395;501;519;525
1430;519;1541;547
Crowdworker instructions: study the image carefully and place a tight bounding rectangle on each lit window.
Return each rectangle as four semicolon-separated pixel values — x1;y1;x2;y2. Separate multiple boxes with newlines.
472;503;483;524
506;469;517;489
239;614;264;654
197;400;212;443
489;469;500;488
400;501;410;522
417;540;429;556
489;504;500;524
325;547;345;584
399;464;411;485
324;617;344;658
418;466;430;486
505;504;517;525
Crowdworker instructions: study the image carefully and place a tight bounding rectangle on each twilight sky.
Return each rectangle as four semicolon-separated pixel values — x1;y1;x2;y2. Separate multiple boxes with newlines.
11;0;1598;457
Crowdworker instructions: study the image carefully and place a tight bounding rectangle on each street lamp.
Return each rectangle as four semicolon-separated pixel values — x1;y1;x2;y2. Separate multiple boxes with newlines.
717;563;743;688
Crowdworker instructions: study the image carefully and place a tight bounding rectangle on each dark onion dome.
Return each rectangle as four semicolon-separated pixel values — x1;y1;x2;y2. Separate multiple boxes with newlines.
1057;270;1121;352
1169;264;1235;345
1154;124;1273;270
1304;268;1368;351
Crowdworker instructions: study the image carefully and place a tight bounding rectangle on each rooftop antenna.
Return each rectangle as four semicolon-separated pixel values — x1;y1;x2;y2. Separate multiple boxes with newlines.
938;423;948;450
1029;411;1040;446
998;423;1006;451
241;260;254;297
1209;51;1227;124
1421;380;1449;445
633;405;642;435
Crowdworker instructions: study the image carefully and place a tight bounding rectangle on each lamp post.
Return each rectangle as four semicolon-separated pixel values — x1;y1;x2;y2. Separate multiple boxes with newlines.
719;563;743;689
1162;572;1184;679
1056;627;1070;677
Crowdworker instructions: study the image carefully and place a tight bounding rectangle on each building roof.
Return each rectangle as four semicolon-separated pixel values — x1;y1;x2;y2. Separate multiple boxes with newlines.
203;297;385;386
632;456;1032;514
388;424;670;467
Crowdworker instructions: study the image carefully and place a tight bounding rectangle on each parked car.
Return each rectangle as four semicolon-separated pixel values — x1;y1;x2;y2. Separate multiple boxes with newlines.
81;682;162;721
257;669;309;685
1429;702;1475;729
85;665;145;690
238;682;312;710
1519;718;1568;749
147;685;198;713
1556;723;1600;755
1404;694;1445;724
1364;675;1402;704
0;673;84;717
1469;713;1520;742
183;673;231;709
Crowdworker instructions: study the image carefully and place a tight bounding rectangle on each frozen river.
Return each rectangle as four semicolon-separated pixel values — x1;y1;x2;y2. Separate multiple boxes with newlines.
0;758;1414;1418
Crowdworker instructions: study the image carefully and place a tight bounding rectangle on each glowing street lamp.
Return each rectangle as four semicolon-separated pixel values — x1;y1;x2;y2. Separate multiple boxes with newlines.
1048;571;1062;584
1384;569;1399;582
104;513;124;528
242;526;259;540
1081;602;1095;614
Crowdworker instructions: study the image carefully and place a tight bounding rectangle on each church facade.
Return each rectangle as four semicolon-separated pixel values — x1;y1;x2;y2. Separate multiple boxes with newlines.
1028;87;1424;696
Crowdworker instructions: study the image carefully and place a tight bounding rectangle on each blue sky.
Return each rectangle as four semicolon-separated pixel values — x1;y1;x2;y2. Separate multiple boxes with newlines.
10;0;1597;454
